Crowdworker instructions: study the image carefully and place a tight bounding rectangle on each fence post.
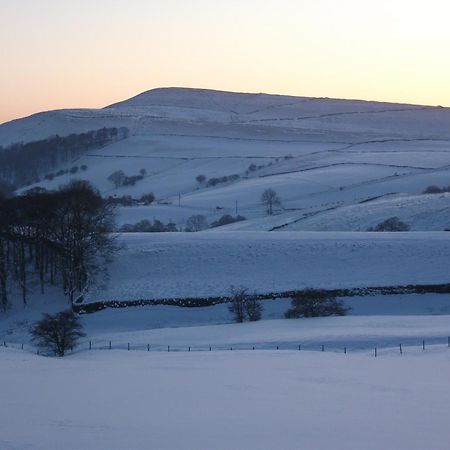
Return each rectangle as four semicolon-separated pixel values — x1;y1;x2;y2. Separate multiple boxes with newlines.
21;343;24;350
252;346;255;350
89;341;91;350
188;347;190;352
168;345;170;352
448;337;449;347
399;344;402;355
298;344;301;351
109;341;111;350
276;346;279;350
422;340;425;351
321;344;324;352
344;347;347;354
127;343;130;351
374;347;377;358
230;347;233;351
3;341;6;347
37;349;39;355
209;346;211;351
147;344;150;352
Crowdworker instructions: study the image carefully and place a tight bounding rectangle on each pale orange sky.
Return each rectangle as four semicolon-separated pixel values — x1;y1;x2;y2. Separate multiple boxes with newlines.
1;0;449;124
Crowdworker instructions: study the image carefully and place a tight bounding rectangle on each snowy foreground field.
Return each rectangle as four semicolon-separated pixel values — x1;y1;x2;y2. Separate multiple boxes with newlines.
2;346;450;450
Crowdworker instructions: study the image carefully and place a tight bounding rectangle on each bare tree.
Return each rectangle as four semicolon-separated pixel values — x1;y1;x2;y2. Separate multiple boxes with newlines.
261;188;281;215
30;311;86;356
196;174;207;184
0;240;8;311
228;286;263;322
185;214;208;232
107;170;126;188
244;297;263;321
228;286;248;323
55;180;117;303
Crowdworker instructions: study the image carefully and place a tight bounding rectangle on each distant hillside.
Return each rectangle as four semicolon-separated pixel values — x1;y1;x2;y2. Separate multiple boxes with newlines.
1;87;449;231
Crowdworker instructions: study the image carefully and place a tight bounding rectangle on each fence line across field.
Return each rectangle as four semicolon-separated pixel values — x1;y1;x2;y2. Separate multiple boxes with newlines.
2;336;450;357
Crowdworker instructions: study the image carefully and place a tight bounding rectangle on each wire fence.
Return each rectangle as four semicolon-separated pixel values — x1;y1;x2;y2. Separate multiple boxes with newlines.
2;336;450;358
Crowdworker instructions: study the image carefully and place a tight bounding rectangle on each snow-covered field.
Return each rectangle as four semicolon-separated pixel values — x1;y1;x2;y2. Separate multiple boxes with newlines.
4;293;450;351
2;346;450;450
84;231;450;302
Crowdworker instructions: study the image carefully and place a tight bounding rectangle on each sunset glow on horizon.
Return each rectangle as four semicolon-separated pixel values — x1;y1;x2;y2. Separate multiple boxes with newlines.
1;0;450;124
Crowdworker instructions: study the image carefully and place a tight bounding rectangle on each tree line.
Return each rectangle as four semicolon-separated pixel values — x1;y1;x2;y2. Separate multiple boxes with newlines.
0;127;129;188
0;181;116;311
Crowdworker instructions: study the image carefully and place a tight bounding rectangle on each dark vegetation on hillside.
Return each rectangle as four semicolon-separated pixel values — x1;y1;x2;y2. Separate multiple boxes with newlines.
284;290;348;318
107;168;147;188
120;219;178;233
105;193;155;207
118;214;247;233
367;217;410;232
0;127;129;188
423;185;450;194
0;181;116;311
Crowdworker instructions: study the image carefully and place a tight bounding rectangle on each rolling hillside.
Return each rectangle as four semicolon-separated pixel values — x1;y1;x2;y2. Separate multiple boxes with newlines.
1;88;450;232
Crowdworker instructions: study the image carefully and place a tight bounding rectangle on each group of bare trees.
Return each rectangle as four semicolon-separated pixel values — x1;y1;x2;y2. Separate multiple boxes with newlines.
0;181;116;311
0;127;129;188
228;286;263;322
367;217;410;232
107;168;147;188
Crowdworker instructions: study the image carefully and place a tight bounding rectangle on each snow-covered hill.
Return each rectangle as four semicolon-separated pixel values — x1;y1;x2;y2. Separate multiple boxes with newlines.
2;87;450;231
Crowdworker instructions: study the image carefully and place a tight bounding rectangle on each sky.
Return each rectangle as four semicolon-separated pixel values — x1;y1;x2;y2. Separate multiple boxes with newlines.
1;0;449;124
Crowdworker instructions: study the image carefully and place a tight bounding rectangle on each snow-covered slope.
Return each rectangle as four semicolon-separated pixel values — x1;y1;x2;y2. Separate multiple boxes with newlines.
84;231;450;302
281;193;450;231
1;87;450;231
